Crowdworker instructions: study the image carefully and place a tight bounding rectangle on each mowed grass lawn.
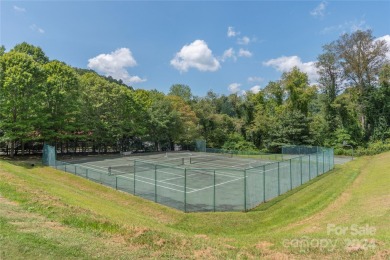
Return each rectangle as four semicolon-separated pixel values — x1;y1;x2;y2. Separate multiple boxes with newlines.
0;152;389;259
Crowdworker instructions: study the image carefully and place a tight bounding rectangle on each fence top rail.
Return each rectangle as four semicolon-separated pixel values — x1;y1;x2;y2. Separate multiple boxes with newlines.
55;148;333;175
55;160;109;174
135;159;185;169
244;149;332;170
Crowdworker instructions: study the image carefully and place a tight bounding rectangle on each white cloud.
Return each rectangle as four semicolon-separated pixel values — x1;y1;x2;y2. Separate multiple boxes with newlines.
30;24;44;34
238;48;252;58
237;36;250;45
13;5;26;12
375;35;390;60
88;48;146;84
310;1;327;17
227;26;239;37
263;55;318;83
250;85;261;94
321;19;369;34
221;48;236;62
228;83;241;94
248;76;263;83
171;40;220;72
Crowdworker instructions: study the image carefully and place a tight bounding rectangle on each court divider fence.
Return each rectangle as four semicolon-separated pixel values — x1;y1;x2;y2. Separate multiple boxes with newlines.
44;145;334;212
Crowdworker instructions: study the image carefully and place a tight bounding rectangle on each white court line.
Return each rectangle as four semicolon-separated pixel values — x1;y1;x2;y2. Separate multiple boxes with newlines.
191;159;269;169
117;174;244;194
165;152;192;157
155;169;242;192
116;175;186;193
108;165;182;179
187;169;239;179
80;162;110;170
137;166;184;178
250;164;290;174
69;163;107;174
117;172;197;191
186;176;244;193
158;168;241;185
116;168;238;191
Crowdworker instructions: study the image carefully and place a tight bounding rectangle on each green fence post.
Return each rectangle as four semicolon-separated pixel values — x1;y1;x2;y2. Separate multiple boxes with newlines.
323;151;325;174
332;148;335;169
277;162;280;195
86;168;88;179
64;164;67;172
184;168;187;213
316;153;319;177
300;156;303;185
244;170;247;211
75;165;77;175
309;154;311;180
263;165;266;202
133;161;136;195
154;165;157;202
115;176;118;190
213;170;216;212
289;159;292;190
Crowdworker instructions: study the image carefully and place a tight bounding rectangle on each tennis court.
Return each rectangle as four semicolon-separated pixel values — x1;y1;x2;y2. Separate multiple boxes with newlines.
47;147;335;212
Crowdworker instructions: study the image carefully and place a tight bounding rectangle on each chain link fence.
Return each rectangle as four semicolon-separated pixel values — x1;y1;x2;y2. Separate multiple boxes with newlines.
43;144;334;212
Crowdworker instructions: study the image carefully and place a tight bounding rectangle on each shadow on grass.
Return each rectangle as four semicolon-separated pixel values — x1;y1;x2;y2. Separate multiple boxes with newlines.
1;157;45;169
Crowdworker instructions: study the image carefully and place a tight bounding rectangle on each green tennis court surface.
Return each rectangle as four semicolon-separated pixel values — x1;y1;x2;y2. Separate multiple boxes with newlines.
50;148;334;212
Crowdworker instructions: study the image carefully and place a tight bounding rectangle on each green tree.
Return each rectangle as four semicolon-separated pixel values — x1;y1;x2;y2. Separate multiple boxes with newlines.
329;30;389;135
79;72;139;152
222;132;257;151
369;64;390;141
166;95;199;147
168;84;193;103
333;89;363;145
0;51;44;156
333;30;388;93
316;46;343;134
282;67;316;116
11;42;49;64
146;92;181;151
41;60;81;144
266;110;312;152
0;46;5;56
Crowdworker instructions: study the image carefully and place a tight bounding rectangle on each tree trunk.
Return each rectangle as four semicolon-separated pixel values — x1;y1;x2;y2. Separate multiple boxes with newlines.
10;141;15;157
21;140;25;156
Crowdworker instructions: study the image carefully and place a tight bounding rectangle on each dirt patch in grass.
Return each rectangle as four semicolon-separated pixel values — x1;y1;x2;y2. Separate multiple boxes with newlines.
362;194;390;214
371;250;390;260
195;234;209;240
0;196;18;206
263;252;291;260
0;195;148;258
0;195;69;232
193;246;216;259
282;190;353;234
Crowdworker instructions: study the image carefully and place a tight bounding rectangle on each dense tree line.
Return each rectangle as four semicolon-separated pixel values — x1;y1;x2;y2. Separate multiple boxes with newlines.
0;30;389;157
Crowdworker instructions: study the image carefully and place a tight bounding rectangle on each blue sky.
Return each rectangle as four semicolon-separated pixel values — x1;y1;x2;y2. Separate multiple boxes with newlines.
1;1;389;96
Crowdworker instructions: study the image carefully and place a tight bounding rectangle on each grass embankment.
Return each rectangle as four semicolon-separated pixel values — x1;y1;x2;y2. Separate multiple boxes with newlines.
0;153;389;259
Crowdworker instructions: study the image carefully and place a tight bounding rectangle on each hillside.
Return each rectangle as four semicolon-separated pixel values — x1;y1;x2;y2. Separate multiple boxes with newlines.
0;153;389;259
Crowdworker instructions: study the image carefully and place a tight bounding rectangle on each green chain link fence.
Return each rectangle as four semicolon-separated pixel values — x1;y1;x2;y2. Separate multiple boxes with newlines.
43;144;334;212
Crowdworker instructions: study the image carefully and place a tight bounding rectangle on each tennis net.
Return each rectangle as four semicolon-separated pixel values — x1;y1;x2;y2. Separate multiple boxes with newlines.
190;154;233;164
108;164;134;175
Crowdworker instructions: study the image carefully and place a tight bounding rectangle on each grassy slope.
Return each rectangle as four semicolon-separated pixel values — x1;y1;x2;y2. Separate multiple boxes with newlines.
0;152;389;259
